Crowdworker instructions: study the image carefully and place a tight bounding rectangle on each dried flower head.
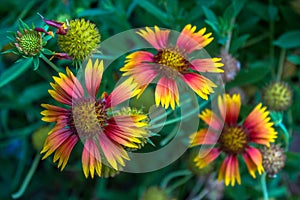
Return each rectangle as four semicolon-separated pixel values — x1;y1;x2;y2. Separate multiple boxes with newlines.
219;48;240;83
261;144;286;177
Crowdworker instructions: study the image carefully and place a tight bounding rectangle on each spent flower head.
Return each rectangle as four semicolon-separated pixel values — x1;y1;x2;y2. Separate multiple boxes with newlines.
261;144;286;177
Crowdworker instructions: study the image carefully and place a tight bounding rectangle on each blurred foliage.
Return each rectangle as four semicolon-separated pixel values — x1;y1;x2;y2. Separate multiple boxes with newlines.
1;0;300;199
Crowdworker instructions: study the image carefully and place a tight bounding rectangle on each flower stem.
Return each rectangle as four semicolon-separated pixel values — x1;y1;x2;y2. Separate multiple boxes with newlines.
11;153;41;199
150;107;199;130
166;174;193;194
269;0;275;79
40;54;60;72
278;122;289;151
224;18;235;52
150;98;209;130
160;170;192;189
242;32;269;48
261;172;269;200
276;49;286;81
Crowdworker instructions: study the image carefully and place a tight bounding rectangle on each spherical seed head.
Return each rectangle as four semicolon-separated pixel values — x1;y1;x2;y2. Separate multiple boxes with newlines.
261;144;286;177
262;82;293;111
15;29;43;56
141;187;170;200
58;19;101;61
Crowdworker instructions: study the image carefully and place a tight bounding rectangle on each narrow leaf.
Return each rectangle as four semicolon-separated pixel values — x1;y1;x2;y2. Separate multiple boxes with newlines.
0;57;33;88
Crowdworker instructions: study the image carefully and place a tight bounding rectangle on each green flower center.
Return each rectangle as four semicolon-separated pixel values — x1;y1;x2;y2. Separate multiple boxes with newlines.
262;82;292;111
154;47;189;78
18;30;42;56
219;126;248;154
58;19;101;61
71;98;107;138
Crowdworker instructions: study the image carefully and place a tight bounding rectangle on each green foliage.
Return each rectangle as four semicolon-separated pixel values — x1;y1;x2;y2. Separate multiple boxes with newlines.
0;58;33;88
274;30;300;49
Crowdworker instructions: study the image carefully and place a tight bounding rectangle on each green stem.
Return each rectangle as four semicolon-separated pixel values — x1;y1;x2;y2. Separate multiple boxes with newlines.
242;32;269;48
150;106;200;130
150;98;210;130
160;170;192;189
150;98;193;124
159;123;179;146
40;54;60;72
11;153;41;199
276;49;286;81
149;108;173;125
166;174;193;193
269;0;275;79
261;172;269;200
225;18;235;52
278;122;289;151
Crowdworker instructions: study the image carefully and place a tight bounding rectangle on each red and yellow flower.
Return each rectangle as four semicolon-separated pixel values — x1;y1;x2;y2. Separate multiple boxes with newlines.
190;94;277;186
120;25;223;110
41;59;150;178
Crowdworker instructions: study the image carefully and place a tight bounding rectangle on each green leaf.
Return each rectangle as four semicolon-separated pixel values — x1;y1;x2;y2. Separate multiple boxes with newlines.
222;0;245;30
227;64;270;87
33;56;39;70
77;8;114;17
1;48;16;55
18;83;49;104
274;30;300;49
3;122;43;138
230;34;250;54
136;0;168;24
204;20;220;35
41;48;53;55
268;4;278;21
0;57;33;88
196;0;216;7
232;0;246;17
287;54;300;65
202;6;218;24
